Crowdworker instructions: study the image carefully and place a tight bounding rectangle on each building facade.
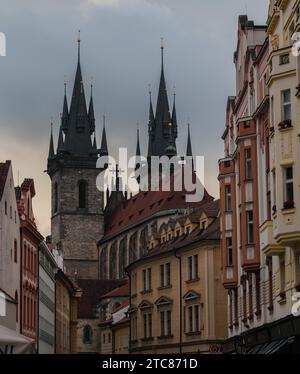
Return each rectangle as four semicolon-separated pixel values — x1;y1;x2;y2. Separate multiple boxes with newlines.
38;241;57;354
127;201;227;354
15;179;43;343
220;5;300;354
55;269;82;354
0;161;20;332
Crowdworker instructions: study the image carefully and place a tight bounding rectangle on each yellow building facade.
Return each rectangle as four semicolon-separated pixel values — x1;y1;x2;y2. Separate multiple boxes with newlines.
127;201;227;354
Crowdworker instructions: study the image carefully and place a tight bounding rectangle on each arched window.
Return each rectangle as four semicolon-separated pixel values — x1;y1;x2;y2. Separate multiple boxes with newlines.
140;228;148;258
109;243;118;279
78;180;87;209
100;248;108;280
54;182;58;213
119;238;127;279
83;325;93;344
129;233;137;264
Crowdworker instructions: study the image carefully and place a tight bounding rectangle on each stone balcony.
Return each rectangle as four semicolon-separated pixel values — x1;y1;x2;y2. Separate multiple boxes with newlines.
260;220;285;256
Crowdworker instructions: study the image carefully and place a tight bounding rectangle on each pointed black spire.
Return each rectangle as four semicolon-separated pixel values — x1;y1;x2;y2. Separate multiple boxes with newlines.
136;127;141;156
186;123;193;157
61;82;69;134
155;38;171;125
63;32;94;156
147;87;155;157
171;87;178;138
57;125;64;153
100;115;108;157
88;83;95;133
48;122;55;160
93;132;97;150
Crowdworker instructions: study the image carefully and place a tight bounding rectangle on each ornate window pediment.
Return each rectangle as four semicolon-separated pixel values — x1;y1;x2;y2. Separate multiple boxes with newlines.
183;290;201;301
155;296;173;307
138;300;153;310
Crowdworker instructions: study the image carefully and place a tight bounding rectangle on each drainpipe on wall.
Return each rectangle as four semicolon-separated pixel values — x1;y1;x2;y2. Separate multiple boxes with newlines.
175;251;182;354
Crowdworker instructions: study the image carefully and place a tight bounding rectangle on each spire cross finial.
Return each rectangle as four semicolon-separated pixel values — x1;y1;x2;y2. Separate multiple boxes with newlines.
64;76;67;95
173;85;176;97
77;29;81;62
103;114;106;128
160;37;164;69
90;76;94;96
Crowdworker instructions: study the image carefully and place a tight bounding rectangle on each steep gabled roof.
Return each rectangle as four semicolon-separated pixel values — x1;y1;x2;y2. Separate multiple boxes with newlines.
0;160;11;200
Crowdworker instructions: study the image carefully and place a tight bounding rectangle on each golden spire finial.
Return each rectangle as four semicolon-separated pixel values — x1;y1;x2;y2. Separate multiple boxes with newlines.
160;37;164;49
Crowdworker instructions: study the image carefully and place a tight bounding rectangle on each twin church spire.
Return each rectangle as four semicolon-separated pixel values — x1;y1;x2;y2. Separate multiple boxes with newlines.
48;36;193;167
48;32;107;164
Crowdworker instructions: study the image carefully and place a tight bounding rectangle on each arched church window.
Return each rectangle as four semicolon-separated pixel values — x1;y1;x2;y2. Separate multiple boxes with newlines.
83;325;93;344
109;242;118;279
54;182;58;213
129;233;137;264
119;237;127;279
78;180;87;209
140;227;148;258
100;248;108;280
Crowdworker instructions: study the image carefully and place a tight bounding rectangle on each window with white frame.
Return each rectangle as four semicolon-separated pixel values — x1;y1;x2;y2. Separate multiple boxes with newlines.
246;210;254;245
283;166;294;205
245;148;252;180
281;89;291;121
226;237;233;267
225;184;232;211
159;310;172;337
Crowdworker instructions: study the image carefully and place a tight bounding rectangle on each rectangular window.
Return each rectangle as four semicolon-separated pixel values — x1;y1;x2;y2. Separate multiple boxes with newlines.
246;211;254;245
160;311;165;337
245;148;252;180
167;310;172;336
147;268;152;291
194;305;200;332
280;255;286;293
142;269;146;292
160;264;164;288
143;314;147;338
188;256;193;280
279;54;290;65
282;89;291;121
225;185;232;211
226;237;233;267
193;255;198;279
188;306;193;333
166;263;171;286
284;166;294;204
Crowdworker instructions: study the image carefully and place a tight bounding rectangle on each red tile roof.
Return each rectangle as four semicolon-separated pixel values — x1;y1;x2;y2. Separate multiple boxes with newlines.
112;299;130;314
102;187;213;240
76;279;127;319
0;160;11;200
101;282;130;299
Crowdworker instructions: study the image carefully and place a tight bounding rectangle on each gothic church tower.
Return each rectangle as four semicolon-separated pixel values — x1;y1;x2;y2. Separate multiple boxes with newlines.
47;36;108;279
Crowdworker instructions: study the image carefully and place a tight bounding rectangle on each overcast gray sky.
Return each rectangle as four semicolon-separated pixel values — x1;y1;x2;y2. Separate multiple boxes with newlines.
0;0;269;235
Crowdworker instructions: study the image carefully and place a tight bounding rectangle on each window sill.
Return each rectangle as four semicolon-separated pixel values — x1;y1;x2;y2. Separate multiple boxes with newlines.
157;335;173;340
185;331;201;337
186;278;200;284
141;337;154;343
282;208;295;214
157;285;172;291
140;289;153;295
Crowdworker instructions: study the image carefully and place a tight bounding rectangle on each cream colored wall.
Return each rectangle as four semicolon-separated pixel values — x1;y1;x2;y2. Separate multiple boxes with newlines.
113;324;129;354
130;241;226;353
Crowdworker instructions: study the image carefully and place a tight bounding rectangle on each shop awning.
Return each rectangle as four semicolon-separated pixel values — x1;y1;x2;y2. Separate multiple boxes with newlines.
246;337;295;354
0;325;35;354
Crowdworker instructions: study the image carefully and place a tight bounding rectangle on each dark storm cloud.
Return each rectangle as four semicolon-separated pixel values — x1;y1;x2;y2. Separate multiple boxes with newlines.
0;0;269;234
